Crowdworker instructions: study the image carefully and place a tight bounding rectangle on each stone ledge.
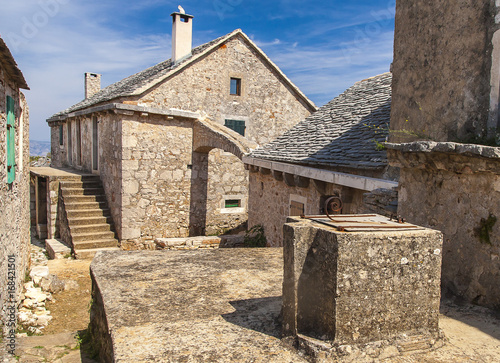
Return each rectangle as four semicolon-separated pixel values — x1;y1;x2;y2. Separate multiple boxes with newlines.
45;239;71;260
386;141;500;159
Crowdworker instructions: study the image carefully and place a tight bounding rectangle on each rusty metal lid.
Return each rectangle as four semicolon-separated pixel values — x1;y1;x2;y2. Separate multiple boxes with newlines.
301;214;425;232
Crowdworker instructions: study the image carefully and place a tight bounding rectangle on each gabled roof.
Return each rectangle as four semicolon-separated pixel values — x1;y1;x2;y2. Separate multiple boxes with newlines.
250;72;392;170
0;36;29;90
50;29;316;120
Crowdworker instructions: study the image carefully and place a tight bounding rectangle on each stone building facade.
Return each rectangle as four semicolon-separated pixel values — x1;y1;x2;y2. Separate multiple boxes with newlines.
388;0;500;309
0;37;30;337
47;12;315;249
245;73;398;246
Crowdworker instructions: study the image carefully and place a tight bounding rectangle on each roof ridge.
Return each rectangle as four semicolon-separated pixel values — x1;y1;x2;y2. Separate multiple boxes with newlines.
49;30;239;118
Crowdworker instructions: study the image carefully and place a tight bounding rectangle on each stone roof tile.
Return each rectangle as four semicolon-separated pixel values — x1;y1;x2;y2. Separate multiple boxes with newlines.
250;73;392;170
50;33;230;117
0;37;29;89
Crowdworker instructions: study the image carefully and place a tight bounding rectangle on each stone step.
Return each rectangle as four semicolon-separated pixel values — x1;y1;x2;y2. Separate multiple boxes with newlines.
61;187;105;196
65;201;108;210
63;195;107;204
66;208;111;219
72;231;116;242
70;223;113;234
73;239;119;250
67;216;114;226
60;181;102;189
74;247;121;260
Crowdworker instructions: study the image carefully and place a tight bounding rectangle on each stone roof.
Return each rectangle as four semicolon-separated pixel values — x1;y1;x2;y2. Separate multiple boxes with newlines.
250;72;392;170
0;37;29;90
50;29;316;119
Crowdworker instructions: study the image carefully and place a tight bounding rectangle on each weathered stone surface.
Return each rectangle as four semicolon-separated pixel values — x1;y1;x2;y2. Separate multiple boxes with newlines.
0;63;30;336
45;238;72;260
154;236;221;250
48;31;313;248
282;217;443;347
363;188;398;216
388;147;500;309
248;171;369;246
89;249;306;362
391;0;496;142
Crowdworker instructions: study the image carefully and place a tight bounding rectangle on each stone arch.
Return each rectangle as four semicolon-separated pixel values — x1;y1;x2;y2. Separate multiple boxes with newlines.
189;119;258;236
192;119;257;159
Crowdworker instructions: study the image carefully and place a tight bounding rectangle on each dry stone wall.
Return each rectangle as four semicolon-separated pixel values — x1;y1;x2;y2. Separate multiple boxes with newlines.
0;78;30;335
248;171;367;247
120;115;193;249
388;142;500;309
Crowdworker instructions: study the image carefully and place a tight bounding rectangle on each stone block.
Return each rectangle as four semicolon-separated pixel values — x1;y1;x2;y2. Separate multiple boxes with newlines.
45;239;71;259
282;216;443;347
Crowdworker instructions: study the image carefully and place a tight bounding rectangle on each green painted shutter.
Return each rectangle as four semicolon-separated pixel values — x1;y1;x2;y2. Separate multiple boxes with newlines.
224;119;246;136
6;96;16;184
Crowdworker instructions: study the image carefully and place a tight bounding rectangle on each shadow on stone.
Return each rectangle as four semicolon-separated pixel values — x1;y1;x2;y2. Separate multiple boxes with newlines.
221;296;282;338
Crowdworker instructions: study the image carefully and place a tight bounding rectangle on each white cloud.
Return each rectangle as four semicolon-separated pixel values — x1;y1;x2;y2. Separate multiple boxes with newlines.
1;0;173;141
259;31;394;107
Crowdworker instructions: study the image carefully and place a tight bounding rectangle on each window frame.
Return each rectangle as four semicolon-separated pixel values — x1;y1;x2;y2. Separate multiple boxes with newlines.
230;77;241;96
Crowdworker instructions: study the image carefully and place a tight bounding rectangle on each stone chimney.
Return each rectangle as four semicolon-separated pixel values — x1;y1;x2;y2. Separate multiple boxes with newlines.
85;72;101;99
171;10;194;63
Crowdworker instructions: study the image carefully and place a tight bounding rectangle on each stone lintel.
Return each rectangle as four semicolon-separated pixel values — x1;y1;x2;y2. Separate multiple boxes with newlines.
47;103;200;124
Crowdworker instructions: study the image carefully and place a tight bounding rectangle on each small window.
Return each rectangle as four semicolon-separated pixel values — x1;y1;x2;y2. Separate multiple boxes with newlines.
224;119;246;136
225;199;241;208
230;78;241;96
59;125;64;145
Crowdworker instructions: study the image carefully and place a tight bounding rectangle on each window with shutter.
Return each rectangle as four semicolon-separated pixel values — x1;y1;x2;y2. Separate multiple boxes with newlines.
224;119;246;136
6;96;16;184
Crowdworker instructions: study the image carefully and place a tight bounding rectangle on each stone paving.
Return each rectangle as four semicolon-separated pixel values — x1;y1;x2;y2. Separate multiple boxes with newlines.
90;249;500;362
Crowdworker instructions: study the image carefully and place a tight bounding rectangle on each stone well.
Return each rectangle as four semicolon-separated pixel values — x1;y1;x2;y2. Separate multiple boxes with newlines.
282;215;444;355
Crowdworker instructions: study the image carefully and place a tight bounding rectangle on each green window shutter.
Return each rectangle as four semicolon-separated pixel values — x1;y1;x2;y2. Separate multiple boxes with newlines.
6;96;16;184
224;119;246;136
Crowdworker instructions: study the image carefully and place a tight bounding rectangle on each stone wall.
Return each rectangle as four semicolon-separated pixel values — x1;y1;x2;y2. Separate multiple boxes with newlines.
388;142;500;310
248;170;368;247
139;35;312;237
363;188;398;217
391;0;495;142
98;114;122;240
120;114;193;248
0;75;30;335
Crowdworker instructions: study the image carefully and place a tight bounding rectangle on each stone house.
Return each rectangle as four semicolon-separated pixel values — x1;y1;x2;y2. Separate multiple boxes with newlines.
387;0;500;310
245;73;398;246
0;36;30;338
46;11;316;251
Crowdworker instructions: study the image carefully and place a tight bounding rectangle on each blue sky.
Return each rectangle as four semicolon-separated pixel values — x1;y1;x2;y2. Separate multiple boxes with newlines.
1;0;395;142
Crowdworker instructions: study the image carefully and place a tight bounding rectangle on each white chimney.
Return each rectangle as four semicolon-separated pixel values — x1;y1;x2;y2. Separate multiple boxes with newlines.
171;10;193;63
85;72;101;99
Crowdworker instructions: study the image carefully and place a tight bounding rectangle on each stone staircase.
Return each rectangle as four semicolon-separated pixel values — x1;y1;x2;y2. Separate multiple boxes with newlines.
60;176;119;259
